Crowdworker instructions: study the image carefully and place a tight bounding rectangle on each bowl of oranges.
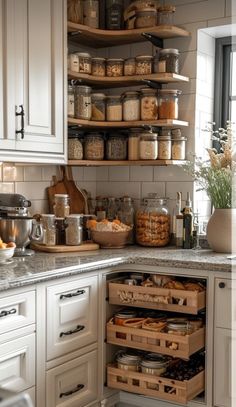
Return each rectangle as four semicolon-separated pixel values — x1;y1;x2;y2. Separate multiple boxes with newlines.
0;239;16;263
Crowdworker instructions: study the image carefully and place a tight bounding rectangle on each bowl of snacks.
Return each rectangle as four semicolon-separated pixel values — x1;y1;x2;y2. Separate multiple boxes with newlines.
0;240;16;263
87;219;132;248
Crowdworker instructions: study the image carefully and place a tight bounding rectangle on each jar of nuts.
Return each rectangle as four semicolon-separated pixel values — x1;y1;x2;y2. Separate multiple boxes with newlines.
135;55;153;75
106;58;124;77
136;194;170;247
91;57;106;76
140;87;158;120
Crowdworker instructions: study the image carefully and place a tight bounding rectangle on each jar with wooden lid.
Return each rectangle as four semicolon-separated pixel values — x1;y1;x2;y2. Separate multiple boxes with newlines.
76;52;92;74
135;8;157;28
65;215;83;245
106;133;127;160
106;95;122;121
83;0;99;28
41;214;56;246
158;89;181;119
158;49;179;74
128;128;142;160
53;194;70;218
68;85;75;118
135;55;153;75
106;58;124;77
68;135;83;160
157;5;176;25
124;58;136;76
67;0;83;24
75;85;92;120
140;87;158;120
91;57;106;76
139;132;158;160
84;133;104;160
158;133;171;159
91;93;106;121
123;91;140;121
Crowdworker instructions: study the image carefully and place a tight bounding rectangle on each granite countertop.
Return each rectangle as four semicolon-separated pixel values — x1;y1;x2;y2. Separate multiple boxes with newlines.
0;246;234;291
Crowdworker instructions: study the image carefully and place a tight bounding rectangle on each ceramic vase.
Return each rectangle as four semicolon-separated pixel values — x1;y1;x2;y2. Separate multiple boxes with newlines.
206;208;236;253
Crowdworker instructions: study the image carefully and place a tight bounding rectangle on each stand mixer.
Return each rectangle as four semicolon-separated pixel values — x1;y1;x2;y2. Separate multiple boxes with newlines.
0;193;43;256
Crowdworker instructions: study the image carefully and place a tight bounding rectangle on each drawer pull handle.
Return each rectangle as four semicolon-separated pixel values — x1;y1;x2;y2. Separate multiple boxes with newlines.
60;289;85;300
59;384;84;398
59;325;85;337
219;282;226;289
0;308;17;318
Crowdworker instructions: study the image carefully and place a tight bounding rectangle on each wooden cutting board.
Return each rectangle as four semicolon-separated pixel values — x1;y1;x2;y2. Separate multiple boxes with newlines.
32;242;99;253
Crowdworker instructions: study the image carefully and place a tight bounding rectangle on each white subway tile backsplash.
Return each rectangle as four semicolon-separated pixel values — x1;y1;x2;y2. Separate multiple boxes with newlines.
83;167;97;181
24;166;42;181
2;164;23;182
0;182;14;193
96;181;141;199
109;166;130;181
154;166;192;182
96;167;109;181
71;167;84;181
30;199;49;216
42;165;58;181
173;0;225;25
130;166;153;182
15;181;49;200
166;182;194;200
141;182;166;198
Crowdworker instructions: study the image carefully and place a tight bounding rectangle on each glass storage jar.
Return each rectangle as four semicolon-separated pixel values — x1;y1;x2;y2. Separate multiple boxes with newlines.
114;310;137;338
158;134;171;159
123;91;140;121
68;135;83;160
76;52;92;74
135;8;157;28
91;93;106;121
106;58;124;77
157;5;175;25
65;215;83;245
117;196;135;244
166;319;193;335
124;58;136;76
139;132;158;160
106;133;127;160
106;0;124;29
158;49;179;74
136;193;170;246
41;214;56;246
158;89;181;119
55;218;67;245
140;87;158;120
106;95;122;121
84;133;104;160
107;197;117;221
83;0;99;28
75;85;92;120
68;85;75;118
67;0;83;24
128;128;142;160
68;53;79;72
141;354;168;389
171;134;186;160
91;57;106;76
53;194;70;218
135;55;153;75
116;353;141;383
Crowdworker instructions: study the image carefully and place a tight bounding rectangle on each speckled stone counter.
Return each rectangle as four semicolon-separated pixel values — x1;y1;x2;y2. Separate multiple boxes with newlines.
0;246;234;291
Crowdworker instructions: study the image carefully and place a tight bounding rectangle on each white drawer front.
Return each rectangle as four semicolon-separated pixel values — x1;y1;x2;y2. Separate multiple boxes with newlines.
0;333;35;392
47;276;98;360
46;349;98;407
0;291;35;335
215;278;235;329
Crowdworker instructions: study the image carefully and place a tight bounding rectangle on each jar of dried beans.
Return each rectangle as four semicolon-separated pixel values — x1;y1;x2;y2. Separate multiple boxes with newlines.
123;91;140;121
91;93;106;121
106;95;122;121
158;89;181;119
158;49;179;74
135;55;153;75
106;58;124;77
91;57;106;76
106;133;127;160
84;133;104;160
140;87;158;120
68;135;83;160
75;85;92;120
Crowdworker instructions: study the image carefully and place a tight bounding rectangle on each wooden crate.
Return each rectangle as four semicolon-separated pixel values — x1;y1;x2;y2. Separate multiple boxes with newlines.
107;364;205;405
108;282;206;314
106;320;205;360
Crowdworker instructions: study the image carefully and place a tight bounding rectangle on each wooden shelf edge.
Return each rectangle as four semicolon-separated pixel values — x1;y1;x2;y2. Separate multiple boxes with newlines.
68;118;189;128
67;160;186;166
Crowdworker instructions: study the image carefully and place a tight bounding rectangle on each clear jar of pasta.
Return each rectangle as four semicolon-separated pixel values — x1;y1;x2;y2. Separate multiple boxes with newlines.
140;87;158;120
135;55;153;75
106;58;124;77
91;57;106;76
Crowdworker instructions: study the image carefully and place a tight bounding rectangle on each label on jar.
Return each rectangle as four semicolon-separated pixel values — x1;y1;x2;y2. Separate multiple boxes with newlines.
68;94;74;117
158;60;166;73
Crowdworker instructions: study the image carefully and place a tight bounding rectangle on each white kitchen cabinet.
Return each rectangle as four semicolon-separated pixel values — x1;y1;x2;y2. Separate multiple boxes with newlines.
0;0;66;164
215;278;236;330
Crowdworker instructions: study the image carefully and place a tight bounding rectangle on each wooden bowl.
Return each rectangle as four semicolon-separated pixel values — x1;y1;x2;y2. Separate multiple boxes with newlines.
91;230;130;248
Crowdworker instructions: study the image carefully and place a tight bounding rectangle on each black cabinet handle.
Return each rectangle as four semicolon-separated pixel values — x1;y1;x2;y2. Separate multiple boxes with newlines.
59;325;85;338
59;384;84;398
60;289;85;300
219;282;226;289
0;308;17;318
15;105;25;139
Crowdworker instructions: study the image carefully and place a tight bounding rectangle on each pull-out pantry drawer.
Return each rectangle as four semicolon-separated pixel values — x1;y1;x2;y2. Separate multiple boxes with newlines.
47;276;98;360
0;332;35;392
46;349;98;407
0;290;35;335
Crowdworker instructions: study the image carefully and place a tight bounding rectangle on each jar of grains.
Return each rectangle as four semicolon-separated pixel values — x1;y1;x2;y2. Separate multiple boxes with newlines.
84;133;104;160
158;89;181;119
157;5;176;25
106;133;127;160
128;128;142;160
68;85;75;118
68;53;79;72
158;133;171;160
106;58;124;77
158;49;179;74
135;8;157;28
136;194;170;246
91;57;106;76
123;91;140;121
83;0;99;28
171;130;186;160
68;135;83;160
41;214;56;246
75;85;92;120
124;58;136;76
53;194;70;218
65;215;83;245
140;87;158;120
139;131;158;159
135;55;153;75
67;0;83;24
106;95;122;121
76;52;92;74
91;93;106;121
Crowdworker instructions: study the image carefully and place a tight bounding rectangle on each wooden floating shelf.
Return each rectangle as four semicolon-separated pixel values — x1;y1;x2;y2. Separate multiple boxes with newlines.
68;22;190;48
68;118;189;129
67;160;185;167
68;71;189;88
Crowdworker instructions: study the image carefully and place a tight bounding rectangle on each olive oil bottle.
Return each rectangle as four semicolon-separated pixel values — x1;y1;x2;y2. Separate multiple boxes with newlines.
183;192;193;249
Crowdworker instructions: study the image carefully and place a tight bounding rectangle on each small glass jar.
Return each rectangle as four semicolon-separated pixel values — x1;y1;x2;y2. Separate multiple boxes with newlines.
106;0;124;29
141;354;168;389
158;89;181;119
55;218;67;245
67;0;83;24
157;5;176;25
75;85;92;120
124;58;136;76
166;319;193;335
135;55;153;75
140;87;158;120
117;196;135;244
76;52;92;74
128;128;142;160
53;194;70;218
68;135;83;160
139;132;158;160
106;134;127;160
83;0;99;28
171;134;186;160
68;85;75;118
116;353;141;383
123;91;140;121
41;214;56;246
65;215;83;245
135;8;157;28
107;197;117;221
91;57;106;77
158;134;171;159
95;196;106;220
136;194;170;246
91;93;106;121
106;96;122;121
106;58;124;77
84;133;104;160
158;49;179;74
68;53;79;72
